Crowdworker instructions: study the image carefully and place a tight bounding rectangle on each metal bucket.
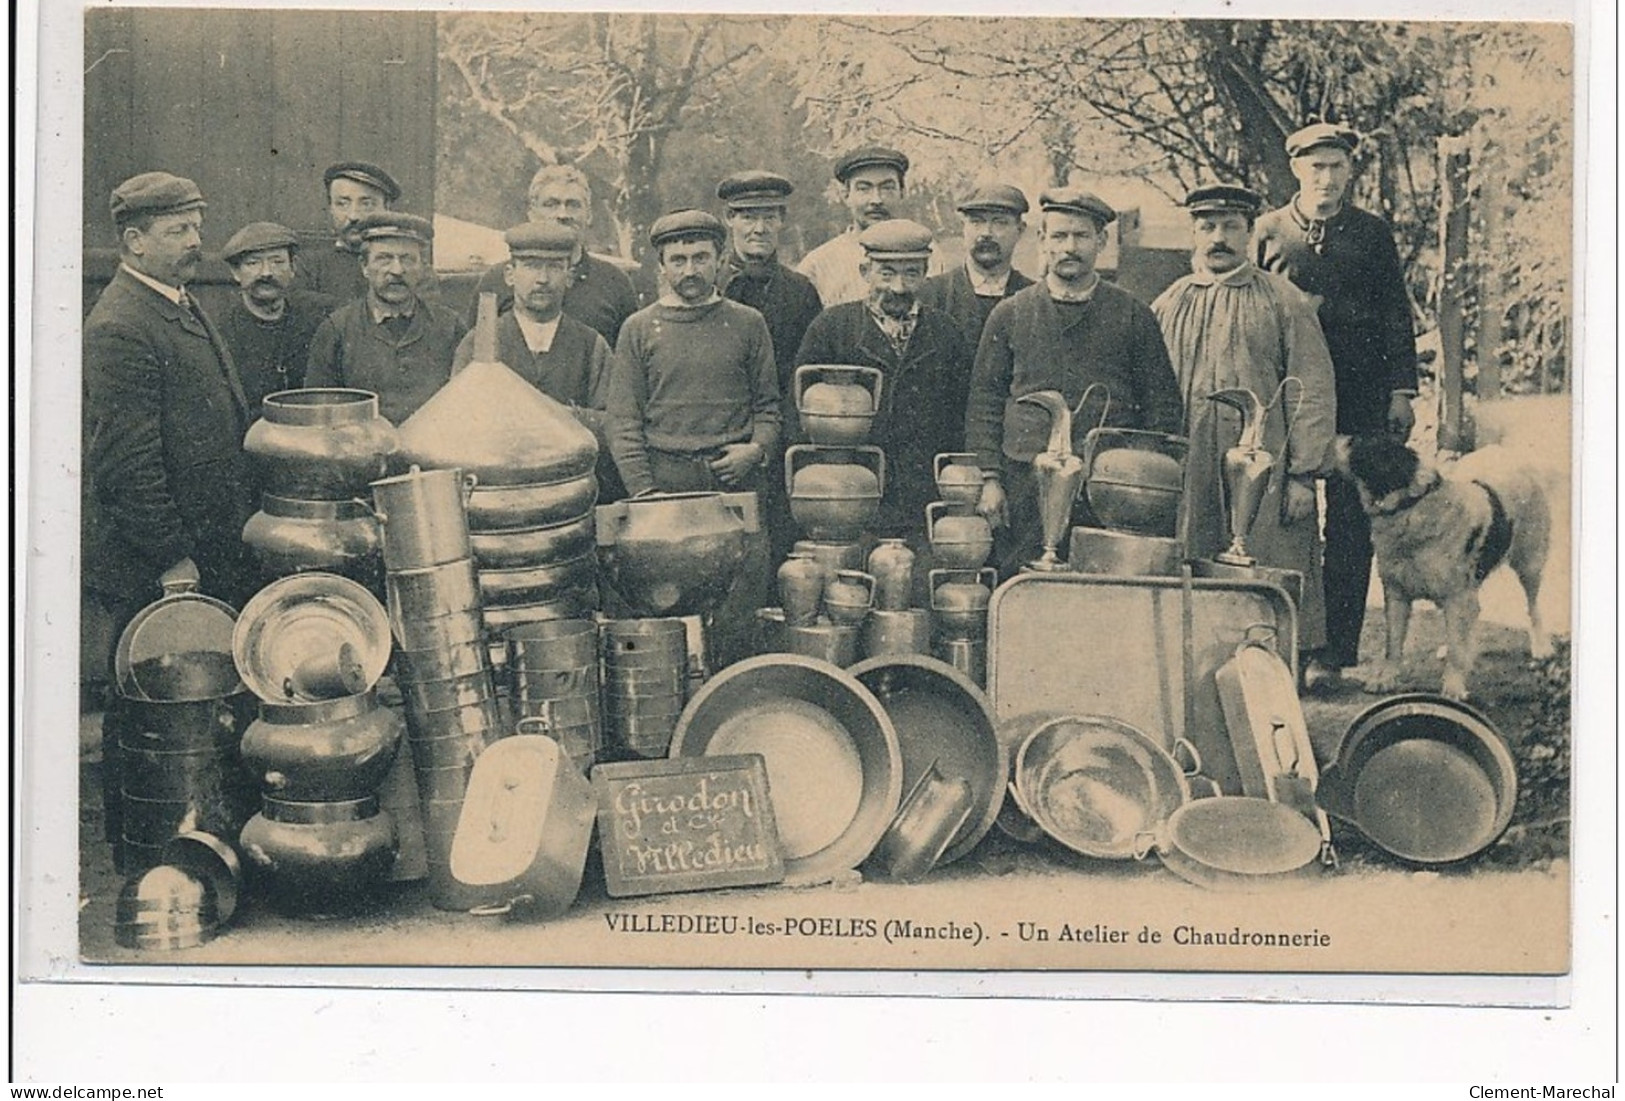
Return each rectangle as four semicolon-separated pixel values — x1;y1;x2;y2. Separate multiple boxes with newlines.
513;664;598;699
393;609;487;652
505;619;600;670
371;467;476;571
402;668;499;713
403;695;505;743
386;558;482;623
482;593;599;631
477;553;598;606
397;639;492;682
602;618;688;663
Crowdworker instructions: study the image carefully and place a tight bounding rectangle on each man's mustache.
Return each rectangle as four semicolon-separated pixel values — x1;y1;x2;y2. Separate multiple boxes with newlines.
1205;244;1236;256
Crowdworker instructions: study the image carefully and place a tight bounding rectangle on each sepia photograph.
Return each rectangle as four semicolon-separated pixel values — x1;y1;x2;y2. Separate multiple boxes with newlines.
26;0;1597;1007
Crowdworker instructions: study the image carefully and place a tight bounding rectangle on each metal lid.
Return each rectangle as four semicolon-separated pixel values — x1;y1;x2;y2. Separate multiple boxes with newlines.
115;580;243;702
159;831;243;925
233;573;392;703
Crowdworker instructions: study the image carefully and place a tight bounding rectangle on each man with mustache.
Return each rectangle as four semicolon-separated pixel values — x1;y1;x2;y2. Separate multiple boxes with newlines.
295;161;402;303
305;213;467;425
793;219;974;565
216;222;338;411
966;187;1184;577
606;210;779;664
919;183;1035;350
465;164;641;347
797;146;944;307
1152;184;1338;653
83;172;257;677
1255;123;1419;688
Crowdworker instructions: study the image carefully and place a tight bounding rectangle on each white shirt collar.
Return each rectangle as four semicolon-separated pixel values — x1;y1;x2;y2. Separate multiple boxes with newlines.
121;263;185;306
1044;271;1100;304
513;310;562;354
966;264;1012;297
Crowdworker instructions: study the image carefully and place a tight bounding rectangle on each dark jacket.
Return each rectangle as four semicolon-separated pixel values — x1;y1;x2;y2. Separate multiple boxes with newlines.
965;280;1184;471
1255;200;1419;433
918;265;1034;352
467;252;641;348
293;233;369;304
215;288;338;413
793;302;975;541
305;296;468;426
82;268;256;603
719;254;824;394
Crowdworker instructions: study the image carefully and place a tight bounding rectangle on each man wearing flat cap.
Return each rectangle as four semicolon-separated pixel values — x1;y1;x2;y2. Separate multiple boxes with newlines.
296;161;403;302
83;171;257;679
453;222;619;498
1255;122;1419;688
794;219;974;572
966;187;1184;577
606;210;780;663
715;170;825;564
797;145;944;307
919;183;1035;350
305;213;467;425
216;221;339;411
1153;184;1337;653
466;164;641;347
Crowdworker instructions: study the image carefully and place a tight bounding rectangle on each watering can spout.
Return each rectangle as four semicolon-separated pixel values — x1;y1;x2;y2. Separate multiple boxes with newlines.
1207;387;1267;451
1015;390;1074;457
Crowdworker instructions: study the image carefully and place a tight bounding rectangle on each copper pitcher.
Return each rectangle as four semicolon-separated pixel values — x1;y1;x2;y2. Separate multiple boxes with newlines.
1014;391;1085;571
1207;388;1274;566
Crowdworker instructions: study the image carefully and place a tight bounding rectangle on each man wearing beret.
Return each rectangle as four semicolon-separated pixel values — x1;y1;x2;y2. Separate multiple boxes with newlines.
1255;123;1419;688
453;222;620;499
296;161;402;303
716;170;825;563
465;164;641;347
606;210;780;663
797;145;944;307
83;172;257;663
216;221;339;411
793;219;975;572
305;213;467;425
1153;185;1338;652
919;183;1035;350
966;187;1184;577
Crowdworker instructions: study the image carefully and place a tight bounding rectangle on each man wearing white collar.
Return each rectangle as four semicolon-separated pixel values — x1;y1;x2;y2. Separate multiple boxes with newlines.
1153;184;1338;655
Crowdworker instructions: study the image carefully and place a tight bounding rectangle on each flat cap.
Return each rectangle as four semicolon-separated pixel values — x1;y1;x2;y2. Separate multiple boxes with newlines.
1183;184;1264;218
957;183;1030;216
222;221;300;263
505;221;581;257
110;171;206;225
323;161;402;202
1285;123;1361;158
833;145;909;185
649;209;726;249
352;212;434;244
1038;187;1116;226
858;218;934;261
717;170;794;210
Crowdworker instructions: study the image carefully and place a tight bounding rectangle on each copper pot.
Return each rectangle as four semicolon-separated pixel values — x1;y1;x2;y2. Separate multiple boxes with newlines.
241;691;404;801
244;388;399;500
477;552;598;606
386;559;482;624
369;467;477;571
777;552;826;628
933;453;984;514
866;539;916;611
239;796;397;917
929;568;996;638
465;475;599;532
242;494;382;581
1081;428;1187;538
795;364;883;447
596;492;755;616
469;515;596;569
823;569;875;626
394;609;487;652
926;502;994;570
786;446;885;542
402;669;499;713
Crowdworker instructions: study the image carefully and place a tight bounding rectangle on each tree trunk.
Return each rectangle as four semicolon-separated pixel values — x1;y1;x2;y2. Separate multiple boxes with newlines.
1189;21;1296;202
1437;137;1472;450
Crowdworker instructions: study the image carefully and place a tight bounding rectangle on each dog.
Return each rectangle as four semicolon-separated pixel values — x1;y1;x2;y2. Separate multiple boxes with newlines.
1334;435;1553;700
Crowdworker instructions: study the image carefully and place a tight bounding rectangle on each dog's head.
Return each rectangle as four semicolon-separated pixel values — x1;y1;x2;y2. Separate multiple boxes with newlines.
1333;435;1437;512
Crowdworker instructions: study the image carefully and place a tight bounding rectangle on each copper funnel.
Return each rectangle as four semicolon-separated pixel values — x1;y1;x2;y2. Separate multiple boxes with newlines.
1207;388;1273;566
1015;391;1085;571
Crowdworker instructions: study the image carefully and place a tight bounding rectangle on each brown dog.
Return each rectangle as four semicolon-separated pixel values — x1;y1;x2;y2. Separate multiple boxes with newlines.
1334;436;1552;700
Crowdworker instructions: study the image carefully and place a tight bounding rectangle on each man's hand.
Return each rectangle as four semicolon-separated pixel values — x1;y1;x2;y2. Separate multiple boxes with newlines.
159;556;200;592
1387;392;1416;438
1284;477;1317;523
708;442;764;487
975;479;1008;529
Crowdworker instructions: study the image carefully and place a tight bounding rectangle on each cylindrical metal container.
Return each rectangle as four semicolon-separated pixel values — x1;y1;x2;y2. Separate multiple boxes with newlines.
513;703;600;775
792;539;864;575
371;467;476;571
465;474;599;532
396;639;492;682
240;691;403;802
935;636;987;687
481;593;598;631
393;608;487;652
386;559;483;623
469;516;595;569
243;388;399;500
602;618;688;665
862;608;933;659
601;618;688;759
402;696;505;745
242;494;382;582
505;619;599;670
376;734;428;882
407;730;487;771
415;762;479;803
867;539;917;611
777;552;827;628
238;795;396;918
783;621;863;667
401;668;499;713
476;554;597;607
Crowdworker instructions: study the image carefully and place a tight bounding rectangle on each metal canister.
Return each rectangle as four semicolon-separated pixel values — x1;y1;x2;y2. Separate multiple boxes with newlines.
238;795;397;918
602;618;688;759
370;467;476;571
867;539;917;611
503;621;602;771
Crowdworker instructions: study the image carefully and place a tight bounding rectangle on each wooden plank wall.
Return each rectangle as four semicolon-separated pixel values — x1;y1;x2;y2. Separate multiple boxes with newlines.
84;8;437;252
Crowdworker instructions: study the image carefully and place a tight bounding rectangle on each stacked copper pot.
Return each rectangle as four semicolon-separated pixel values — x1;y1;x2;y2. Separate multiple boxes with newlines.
241;389;396;586
600;618;690;759
105;582;257;875
926;452;997;686
372;465;502;911
232;574;402;917
396;300;601;631
503;620;603;773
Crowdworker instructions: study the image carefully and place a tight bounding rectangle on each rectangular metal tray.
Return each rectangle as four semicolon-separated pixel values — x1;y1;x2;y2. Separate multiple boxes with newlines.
987;572;1297;796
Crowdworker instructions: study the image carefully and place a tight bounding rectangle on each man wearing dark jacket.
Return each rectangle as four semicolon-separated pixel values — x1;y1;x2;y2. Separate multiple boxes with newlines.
1255;122;1419;688
83;172;257;643
966;188;1184;577
794;219;975;561
216;221;337;411
295;161;401;304
919;183;1035;350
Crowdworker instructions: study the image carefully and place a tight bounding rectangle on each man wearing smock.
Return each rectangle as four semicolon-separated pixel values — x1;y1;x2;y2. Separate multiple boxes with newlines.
1152;184;1338;652
215;221;338;412
605;210;780;663
797;145;944;307
919;182;1035;351
965;187;1184;578
1254;122;1420;689
304;212;467;425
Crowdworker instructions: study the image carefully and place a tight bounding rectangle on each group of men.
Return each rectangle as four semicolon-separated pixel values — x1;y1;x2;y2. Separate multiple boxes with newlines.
82;121;1416;690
